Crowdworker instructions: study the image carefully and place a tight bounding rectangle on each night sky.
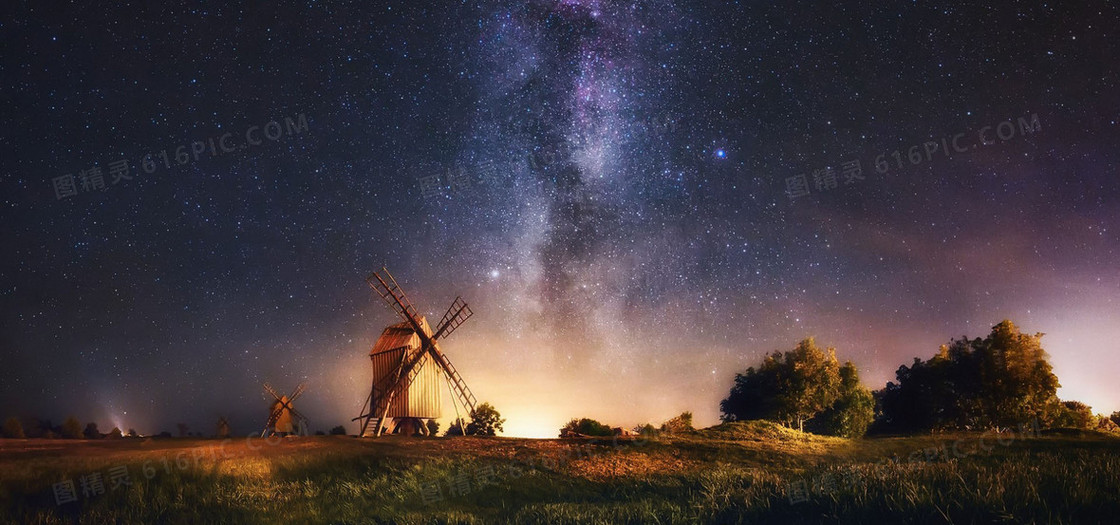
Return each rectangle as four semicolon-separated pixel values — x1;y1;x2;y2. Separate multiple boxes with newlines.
2;1;1118;438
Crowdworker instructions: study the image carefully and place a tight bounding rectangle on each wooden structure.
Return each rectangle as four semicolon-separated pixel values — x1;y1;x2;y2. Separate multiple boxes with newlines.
261;382;309;437
353;268;478;437
216;416;230;438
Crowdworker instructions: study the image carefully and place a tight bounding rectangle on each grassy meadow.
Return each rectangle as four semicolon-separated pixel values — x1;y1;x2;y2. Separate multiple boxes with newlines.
1;421;1118;524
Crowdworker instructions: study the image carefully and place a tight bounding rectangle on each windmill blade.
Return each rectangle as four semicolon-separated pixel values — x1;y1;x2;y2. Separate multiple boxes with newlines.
290;407;309;423
288;382;308;401
433;297;472;341
367;268;426;334
263;383;283;401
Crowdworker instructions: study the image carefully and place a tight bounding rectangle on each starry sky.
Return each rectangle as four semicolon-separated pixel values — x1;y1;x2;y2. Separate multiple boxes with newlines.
2;1;1118;438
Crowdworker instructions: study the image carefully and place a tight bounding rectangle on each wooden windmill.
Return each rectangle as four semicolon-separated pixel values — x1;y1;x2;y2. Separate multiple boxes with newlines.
262;382;309;437
354;268;477;437
216;416;230;438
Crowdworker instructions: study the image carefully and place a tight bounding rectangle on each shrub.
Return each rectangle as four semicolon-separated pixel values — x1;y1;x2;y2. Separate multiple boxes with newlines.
560;418;614;437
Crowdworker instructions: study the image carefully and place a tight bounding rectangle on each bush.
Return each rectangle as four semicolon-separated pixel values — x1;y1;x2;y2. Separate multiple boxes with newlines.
633;423;660;437
560;418;614;437
329;425;347;435
1052;401;1095;429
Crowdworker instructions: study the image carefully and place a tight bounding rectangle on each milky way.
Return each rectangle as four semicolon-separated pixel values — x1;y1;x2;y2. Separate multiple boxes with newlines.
2;1;1118;437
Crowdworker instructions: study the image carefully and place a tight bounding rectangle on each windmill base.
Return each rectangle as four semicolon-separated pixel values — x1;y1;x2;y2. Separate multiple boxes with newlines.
360;417;433;437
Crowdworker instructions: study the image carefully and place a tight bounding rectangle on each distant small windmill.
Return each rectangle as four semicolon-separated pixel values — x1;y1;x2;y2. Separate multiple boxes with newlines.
262;382;309;437
353;268;478;437
216;416;230;438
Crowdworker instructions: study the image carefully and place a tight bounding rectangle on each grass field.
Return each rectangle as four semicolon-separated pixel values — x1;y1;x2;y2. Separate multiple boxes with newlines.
1;421;1118;524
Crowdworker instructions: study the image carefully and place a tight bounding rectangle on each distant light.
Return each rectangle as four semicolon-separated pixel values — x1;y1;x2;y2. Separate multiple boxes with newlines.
489;269;500;278
715;149;726;158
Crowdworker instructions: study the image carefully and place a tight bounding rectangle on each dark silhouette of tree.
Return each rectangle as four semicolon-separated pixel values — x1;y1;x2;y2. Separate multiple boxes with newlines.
1111;411;1120;428
466;403;505;436
2;417;25;439
83;422;101;439
108;427;123;439
329;425;347;435
425;420;440;436
722;338;860;433
126;429;138;438
61;417;83;439
875;320;1060;433
445;420;466;436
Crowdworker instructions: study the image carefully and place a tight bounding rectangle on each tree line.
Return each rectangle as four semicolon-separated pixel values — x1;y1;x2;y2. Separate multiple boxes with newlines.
719;320;1120;437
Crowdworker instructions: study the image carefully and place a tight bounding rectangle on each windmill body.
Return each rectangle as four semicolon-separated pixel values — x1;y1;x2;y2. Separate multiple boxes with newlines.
355;268;478;437
369;317;444;420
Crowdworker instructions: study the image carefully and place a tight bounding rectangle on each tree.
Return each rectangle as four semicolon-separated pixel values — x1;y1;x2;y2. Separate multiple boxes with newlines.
83;422;101;439
3;417;25;439
1052;401;1095;429
126;428;138;438
61;417;83;439
559;418;614;437
721;338;843;432
466;402;505;436
329;425;347;436
108;427;123;439
810;363;875;438
1111;411;1120;428
875;321;1060;433
425;420;440;436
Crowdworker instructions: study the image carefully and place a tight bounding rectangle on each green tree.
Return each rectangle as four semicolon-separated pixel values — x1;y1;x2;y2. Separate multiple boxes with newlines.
810;362;875;438
1052;401;1095;429
2;417;25;439
721;338;842;432
61;417;83;439
465;402;505;436
876;321;1061;433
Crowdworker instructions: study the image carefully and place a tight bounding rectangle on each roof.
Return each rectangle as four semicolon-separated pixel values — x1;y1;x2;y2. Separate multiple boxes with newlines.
370;315;433;356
